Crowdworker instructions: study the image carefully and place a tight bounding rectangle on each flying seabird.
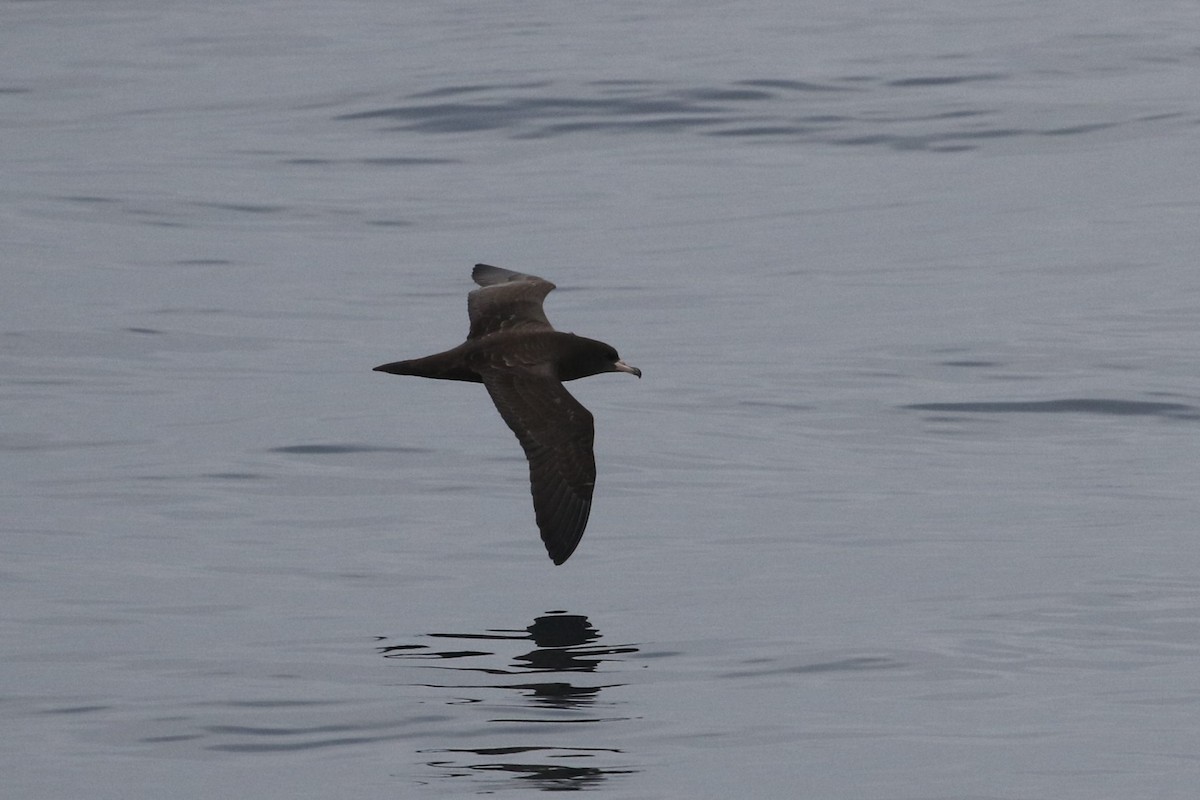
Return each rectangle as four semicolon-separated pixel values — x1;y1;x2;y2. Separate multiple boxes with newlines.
374;263;641;565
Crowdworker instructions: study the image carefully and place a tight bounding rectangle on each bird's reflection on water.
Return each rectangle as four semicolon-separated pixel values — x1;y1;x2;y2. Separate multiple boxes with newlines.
377;610;639;791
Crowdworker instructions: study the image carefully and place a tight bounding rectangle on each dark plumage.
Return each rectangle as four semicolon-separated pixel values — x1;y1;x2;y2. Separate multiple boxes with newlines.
374;264;641;565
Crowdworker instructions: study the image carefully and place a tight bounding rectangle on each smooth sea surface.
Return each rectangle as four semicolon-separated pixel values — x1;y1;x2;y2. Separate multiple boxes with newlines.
5;2;1200;797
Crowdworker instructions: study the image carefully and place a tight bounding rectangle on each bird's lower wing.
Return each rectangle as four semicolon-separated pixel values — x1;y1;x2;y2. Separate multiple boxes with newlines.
481;372;596;564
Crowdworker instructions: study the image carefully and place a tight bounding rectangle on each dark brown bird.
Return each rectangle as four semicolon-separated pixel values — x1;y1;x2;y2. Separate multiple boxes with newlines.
374;264;641;565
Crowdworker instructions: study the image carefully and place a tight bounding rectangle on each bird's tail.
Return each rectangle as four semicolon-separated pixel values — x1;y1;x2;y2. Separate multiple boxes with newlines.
373;351;482;383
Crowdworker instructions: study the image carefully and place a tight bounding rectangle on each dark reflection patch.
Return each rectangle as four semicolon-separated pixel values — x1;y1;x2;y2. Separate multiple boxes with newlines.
377;611;640;791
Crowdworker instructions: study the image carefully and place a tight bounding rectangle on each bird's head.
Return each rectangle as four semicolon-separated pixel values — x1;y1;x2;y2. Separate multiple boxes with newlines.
560;337;642;382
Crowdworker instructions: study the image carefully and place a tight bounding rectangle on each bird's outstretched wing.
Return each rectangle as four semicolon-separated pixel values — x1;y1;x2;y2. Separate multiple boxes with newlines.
467;264;556;340
480;369;596;564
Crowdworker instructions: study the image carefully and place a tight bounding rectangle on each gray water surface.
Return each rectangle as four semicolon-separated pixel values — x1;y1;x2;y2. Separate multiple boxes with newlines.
5;2;1200;797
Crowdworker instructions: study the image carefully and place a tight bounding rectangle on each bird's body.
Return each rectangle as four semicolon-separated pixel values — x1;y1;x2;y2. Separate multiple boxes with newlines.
380;329;624;384
374;264;640;565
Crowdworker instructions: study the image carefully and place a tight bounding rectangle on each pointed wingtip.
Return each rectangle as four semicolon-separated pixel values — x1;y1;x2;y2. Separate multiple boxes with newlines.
472;263;512;286
547;543;576;565
544;534;583;565
472;263;552;289
543;522;584;565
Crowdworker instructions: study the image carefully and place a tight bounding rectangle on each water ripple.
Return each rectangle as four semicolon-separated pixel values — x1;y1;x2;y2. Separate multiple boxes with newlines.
903;398;1200;420
333;74;1197;153
269;443;434;455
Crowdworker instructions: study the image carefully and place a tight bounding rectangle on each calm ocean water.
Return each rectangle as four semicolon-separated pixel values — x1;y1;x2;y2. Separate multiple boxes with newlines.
5;1;1200;797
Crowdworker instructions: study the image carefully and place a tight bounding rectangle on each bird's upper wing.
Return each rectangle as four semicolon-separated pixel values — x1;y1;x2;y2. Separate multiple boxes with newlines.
480;369;596;565
467;264;557;340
